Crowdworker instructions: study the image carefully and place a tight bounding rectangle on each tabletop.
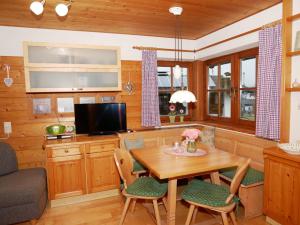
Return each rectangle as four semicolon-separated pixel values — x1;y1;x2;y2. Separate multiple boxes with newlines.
131;146;247;179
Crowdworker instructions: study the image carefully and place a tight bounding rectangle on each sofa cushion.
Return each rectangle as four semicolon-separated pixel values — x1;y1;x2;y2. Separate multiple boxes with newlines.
0;168;46;208
220;167;264;186
0;142;18;176
124;138;146;172
199;127;215;148
124;138;144;150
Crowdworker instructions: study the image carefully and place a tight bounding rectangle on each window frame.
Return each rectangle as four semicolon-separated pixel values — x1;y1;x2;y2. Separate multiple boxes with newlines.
205;54;235;124
204;48;258;129
236;48;258;128
157;61;194;123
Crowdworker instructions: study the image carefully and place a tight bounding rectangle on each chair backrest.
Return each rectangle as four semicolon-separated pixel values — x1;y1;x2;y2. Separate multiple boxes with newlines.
0;142;18;176
114;148;136;189
226;158;251;204
124;137;144;151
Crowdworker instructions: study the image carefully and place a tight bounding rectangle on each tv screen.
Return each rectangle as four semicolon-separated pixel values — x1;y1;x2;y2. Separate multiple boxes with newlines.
74;103;127;135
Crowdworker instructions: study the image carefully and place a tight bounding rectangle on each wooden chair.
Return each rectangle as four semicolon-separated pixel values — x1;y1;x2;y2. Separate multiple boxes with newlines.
220;167;264;218
114;148;167;225
182;159;251;225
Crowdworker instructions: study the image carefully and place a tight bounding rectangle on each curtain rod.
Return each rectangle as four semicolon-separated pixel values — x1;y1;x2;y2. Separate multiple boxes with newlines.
133;19;282;53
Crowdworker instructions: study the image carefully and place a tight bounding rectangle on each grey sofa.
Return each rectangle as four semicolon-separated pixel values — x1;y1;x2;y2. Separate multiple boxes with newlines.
0;142;47;225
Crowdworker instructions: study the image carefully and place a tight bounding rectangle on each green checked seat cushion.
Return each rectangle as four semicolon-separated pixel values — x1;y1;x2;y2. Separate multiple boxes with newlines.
126;177;167;197
133;161;146;172
220;167;264;186
181;179;239;207
124;138;146;173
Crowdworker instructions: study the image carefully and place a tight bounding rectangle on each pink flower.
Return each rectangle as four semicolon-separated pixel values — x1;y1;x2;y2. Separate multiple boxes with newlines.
169;104;176;112
182;129;201;141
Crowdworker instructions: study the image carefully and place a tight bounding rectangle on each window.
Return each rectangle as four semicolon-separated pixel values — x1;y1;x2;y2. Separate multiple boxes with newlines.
205;48;258;128
157;61;192;118
239;56;256;121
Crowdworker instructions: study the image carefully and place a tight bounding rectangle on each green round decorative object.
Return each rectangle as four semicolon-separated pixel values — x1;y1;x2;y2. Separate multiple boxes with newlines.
46;124;66;135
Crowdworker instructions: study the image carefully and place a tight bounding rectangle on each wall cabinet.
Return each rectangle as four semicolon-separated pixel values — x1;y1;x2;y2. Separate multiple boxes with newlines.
44;136;120;201
264;147;300;225
24;42;121;93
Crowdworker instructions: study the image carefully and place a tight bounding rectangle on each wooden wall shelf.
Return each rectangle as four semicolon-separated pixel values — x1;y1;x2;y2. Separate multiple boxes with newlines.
287;13;300;22
286;50;300;57
286;87;300;92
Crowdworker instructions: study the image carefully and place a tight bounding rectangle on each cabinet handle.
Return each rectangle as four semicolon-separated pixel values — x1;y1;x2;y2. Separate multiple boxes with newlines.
65;149;69;153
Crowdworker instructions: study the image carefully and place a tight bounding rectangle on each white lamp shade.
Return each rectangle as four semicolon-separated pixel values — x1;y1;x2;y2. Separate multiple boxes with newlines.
30;1;44;15
55;3;69;17
173;65;181;80
169;90;197;103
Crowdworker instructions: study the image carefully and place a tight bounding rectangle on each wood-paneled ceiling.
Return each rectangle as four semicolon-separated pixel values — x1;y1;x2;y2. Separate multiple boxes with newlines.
0;0;281;40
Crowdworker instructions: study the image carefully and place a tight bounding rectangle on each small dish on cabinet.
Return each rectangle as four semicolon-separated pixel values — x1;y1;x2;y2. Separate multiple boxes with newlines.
278;143;300;155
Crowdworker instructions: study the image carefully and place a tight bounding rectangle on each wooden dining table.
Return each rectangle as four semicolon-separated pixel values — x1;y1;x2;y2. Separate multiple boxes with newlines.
131;145;247;225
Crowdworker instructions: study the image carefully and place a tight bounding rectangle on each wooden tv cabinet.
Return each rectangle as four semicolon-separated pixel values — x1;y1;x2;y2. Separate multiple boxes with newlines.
43;135;120;207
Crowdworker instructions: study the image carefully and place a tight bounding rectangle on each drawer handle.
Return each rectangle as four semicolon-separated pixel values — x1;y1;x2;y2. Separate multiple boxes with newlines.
64;149;69;153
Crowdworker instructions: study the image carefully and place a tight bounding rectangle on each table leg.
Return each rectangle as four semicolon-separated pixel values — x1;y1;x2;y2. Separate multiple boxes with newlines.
210;171;221;185
167;179;177;225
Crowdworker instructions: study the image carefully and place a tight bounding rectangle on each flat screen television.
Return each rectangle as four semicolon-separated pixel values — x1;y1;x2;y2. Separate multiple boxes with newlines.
74;103;127;135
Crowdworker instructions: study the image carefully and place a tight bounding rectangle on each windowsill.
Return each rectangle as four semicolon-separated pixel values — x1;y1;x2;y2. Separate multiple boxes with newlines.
156;121;199;129
133;120;255;136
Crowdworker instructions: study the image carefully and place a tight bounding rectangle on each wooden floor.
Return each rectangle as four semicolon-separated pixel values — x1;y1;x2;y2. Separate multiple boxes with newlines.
17;196;271;225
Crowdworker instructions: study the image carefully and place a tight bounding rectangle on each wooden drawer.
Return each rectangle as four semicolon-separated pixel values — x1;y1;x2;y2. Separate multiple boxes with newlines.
48;145;82;158
86;142;117;154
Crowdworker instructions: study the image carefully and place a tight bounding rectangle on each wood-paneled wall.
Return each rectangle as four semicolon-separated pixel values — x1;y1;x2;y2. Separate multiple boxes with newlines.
0;56;142;168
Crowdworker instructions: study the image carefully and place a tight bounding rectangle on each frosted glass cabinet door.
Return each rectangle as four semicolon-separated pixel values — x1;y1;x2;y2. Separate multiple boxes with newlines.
26;46;119;67
27;70;121;92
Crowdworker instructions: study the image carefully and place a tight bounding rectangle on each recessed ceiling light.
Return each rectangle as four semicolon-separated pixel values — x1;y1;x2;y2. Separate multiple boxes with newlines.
30;0;45;15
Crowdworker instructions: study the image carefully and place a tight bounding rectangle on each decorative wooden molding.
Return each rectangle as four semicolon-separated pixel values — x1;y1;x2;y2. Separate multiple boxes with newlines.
134;20;282;54
133;46;195;53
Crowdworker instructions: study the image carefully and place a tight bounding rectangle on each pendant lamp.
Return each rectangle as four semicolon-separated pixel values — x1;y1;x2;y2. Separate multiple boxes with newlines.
169;7;197;104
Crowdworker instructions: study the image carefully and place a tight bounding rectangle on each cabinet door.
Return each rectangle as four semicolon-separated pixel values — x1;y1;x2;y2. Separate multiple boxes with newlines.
47;155;86;200
25;44;120;67
86;151;120;193
264;157;300;225
26;68;121;92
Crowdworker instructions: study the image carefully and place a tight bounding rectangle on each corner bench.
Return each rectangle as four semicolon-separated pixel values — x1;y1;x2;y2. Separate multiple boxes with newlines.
220;164;264;218
118;124;277;219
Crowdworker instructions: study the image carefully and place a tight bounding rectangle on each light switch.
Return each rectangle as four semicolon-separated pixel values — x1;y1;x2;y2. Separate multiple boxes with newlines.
3;122;12;134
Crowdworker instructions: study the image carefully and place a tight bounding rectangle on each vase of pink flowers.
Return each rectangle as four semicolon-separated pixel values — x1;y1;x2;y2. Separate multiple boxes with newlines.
182;128;201;153
168;104;176;123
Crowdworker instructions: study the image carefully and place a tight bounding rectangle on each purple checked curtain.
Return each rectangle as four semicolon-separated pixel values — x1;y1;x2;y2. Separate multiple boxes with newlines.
141;50;161;127
256;24;282;140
